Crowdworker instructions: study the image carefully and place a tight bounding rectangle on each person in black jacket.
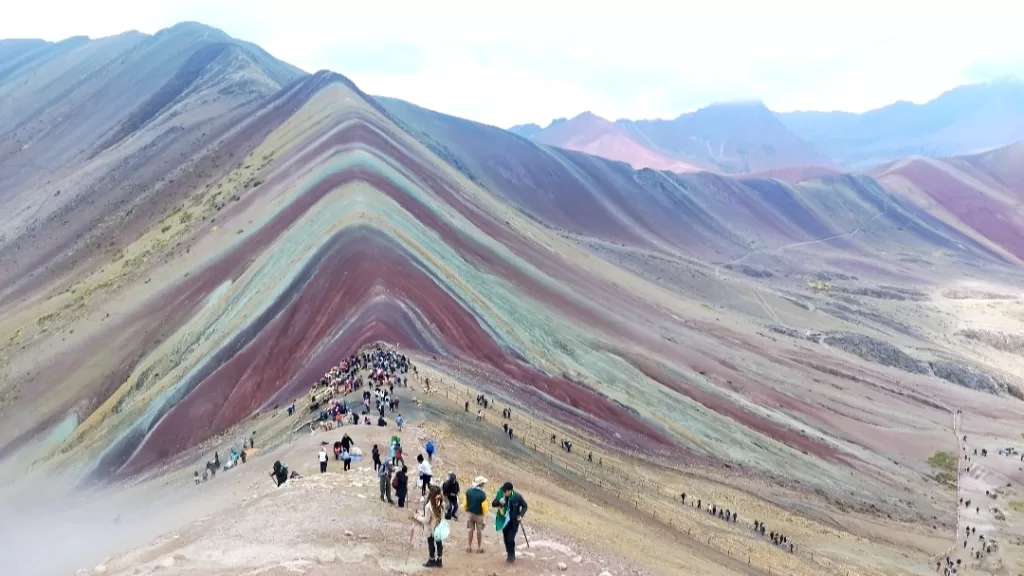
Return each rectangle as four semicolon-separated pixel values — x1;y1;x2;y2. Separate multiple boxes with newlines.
395;465;409;508
492;481;528;563
442;472;460;520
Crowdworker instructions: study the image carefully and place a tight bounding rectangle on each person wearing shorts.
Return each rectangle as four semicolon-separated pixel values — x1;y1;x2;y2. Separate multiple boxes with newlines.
464;476;489;553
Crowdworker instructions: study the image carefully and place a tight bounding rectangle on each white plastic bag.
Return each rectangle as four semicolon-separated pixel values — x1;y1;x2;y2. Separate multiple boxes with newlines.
433;519;450;542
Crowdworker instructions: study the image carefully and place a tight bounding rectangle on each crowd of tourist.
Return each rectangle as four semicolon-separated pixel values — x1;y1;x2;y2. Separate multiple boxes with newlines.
938;430;1004;574
305;348;410;430
197;343;824;571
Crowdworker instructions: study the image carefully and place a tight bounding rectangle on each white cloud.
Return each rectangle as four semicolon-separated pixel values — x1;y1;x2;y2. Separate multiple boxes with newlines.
3;0;1022;127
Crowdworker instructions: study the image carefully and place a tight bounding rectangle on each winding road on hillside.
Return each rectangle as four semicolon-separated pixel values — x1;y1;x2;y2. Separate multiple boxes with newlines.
713;201;890;279
713;202;890;325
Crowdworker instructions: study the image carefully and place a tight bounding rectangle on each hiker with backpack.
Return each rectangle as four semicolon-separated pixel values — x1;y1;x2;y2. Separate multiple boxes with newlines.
465;476;489;553
493;481;528;563
426;440;436;462
413;484;447;568
442;472;460;520
417;454;433;497
270;461;289;487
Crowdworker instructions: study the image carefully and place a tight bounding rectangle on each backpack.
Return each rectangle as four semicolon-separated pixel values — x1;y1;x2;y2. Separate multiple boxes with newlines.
426;441;435;454
391;475;399;489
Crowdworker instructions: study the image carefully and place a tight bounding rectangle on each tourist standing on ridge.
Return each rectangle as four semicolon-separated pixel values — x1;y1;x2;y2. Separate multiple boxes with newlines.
413;484;446;568
341;445;352;471
394;441;405;467
442;472;460;520
493;481;528;563
318;445;328;473
417;454;433;497
379;459;394;504
465;476;489;553
372;444;381;472
395;465;410;508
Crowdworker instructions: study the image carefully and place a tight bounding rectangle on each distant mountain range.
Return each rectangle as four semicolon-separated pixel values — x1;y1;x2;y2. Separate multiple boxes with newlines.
512;79;1024;175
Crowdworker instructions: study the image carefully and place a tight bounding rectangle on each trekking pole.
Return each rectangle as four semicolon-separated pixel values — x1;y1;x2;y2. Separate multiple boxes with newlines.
404;524;418;565
522;523;531;548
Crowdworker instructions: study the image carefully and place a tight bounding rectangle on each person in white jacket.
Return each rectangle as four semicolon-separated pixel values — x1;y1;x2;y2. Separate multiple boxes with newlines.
417;454;433;497
413;484;445;568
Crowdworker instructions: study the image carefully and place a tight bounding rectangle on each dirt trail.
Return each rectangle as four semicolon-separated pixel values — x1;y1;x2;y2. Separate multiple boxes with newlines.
89;420;637;576
944;414;1024;573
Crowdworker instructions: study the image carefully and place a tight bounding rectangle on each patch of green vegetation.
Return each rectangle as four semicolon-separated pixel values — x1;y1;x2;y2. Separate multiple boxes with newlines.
36;311;60;327
928;451;957;485
807;280;832;291
122;249;152;270
160;225;172;234
1009;500;1024;514
179;211;193;225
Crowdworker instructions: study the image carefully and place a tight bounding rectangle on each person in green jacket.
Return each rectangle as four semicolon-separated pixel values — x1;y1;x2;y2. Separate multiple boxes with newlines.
464;476;489;553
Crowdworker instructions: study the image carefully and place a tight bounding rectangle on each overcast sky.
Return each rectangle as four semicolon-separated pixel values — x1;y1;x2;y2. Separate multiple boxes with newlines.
5;0;1023;127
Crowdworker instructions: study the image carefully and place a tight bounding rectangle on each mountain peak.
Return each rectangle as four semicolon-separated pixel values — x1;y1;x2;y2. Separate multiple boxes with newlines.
508;123;542;138
157;21;230;38
682;100;774;121
704;99;769;109
546;117;568;129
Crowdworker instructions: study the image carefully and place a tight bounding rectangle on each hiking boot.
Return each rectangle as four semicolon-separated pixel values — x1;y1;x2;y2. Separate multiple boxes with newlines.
434;559;443;568
506;556;516;563
423;559;437;568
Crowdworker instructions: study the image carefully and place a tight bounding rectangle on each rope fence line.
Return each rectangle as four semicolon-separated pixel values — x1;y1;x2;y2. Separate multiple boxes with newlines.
425;377;874;576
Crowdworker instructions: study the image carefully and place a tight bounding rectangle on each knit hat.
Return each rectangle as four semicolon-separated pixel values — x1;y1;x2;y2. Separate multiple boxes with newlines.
472;476;488;487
